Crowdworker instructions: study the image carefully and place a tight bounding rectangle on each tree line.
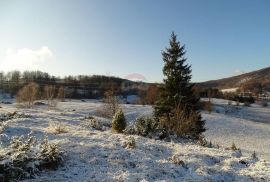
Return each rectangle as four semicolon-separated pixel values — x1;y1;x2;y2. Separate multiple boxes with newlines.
0;70;149;99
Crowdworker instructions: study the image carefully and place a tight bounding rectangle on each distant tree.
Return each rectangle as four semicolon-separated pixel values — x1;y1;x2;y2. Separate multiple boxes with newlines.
44;85;57;106
241;79;262;96
57;86;66;101
154;32;205;138
140;84;159;105
103;84;119;118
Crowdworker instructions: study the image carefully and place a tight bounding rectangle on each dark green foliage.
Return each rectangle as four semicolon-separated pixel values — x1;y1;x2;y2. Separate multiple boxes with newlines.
154;32;205;138
112;108;126;133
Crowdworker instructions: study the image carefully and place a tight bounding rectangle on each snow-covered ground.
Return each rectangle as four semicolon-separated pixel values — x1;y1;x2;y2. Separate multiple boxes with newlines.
0;99;270;181
203;98;270;161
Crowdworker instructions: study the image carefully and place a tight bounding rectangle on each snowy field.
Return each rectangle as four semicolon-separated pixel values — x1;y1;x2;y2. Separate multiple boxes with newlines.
0;99;270;181
202;98;270;160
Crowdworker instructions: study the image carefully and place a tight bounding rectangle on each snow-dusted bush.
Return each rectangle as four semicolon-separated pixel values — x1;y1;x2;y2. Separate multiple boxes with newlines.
0;112;31;122
124;117;167;140
112;109;126;133
88;117;103;131
38;137;64;170
123;136;136;149
134;117;159;137
0;134;64;181
82;115;111;131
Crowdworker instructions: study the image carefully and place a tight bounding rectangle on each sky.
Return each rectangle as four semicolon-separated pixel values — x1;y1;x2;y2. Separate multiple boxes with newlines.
0;0;269;83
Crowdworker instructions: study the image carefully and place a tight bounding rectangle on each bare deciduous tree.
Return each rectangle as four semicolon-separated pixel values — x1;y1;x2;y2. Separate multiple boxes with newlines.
16;82;40;107
44;85;57;107
57;86;66;102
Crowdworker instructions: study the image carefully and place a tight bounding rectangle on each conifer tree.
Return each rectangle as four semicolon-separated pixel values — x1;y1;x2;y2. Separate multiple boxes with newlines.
154;32;205;138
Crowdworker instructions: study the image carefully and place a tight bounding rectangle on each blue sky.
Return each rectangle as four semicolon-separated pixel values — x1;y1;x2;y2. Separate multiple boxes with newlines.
0;0;269;82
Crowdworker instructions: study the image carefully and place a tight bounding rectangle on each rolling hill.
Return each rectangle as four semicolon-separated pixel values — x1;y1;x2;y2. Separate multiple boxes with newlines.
197;67;270;90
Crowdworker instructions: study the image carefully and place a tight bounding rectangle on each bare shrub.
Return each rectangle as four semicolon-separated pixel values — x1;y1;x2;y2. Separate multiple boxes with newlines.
16;82;39;107
103;88;120;118
160;102;205;139
46;121;68;134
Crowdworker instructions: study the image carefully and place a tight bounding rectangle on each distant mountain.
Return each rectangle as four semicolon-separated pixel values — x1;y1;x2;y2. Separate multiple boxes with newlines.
197;67;270;91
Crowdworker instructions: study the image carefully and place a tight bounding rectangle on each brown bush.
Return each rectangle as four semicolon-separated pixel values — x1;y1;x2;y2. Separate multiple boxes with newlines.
16;82;40;107
160;102;204;139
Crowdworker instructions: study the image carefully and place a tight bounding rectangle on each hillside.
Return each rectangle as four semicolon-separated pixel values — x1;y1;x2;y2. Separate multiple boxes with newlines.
197;67;270;90
0;100;270;181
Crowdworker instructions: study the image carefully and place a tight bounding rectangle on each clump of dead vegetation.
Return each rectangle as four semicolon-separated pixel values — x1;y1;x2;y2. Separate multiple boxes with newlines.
46;121;68;134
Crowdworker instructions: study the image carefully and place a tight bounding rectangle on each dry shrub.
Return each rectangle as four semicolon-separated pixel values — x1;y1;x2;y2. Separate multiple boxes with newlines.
123;136;136;149
160;102;204;139
16;82;39;107
46;121;68;134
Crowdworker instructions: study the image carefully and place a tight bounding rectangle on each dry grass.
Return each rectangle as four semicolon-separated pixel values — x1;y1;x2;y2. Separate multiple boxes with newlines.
46;121;68;134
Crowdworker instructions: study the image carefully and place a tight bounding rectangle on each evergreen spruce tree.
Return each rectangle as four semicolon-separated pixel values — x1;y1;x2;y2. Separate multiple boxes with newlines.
154;32;205;138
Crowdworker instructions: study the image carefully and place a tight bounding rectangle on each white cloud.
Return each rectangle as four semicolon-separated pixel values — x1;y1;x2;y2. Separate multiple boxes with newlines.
1;46;53;71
